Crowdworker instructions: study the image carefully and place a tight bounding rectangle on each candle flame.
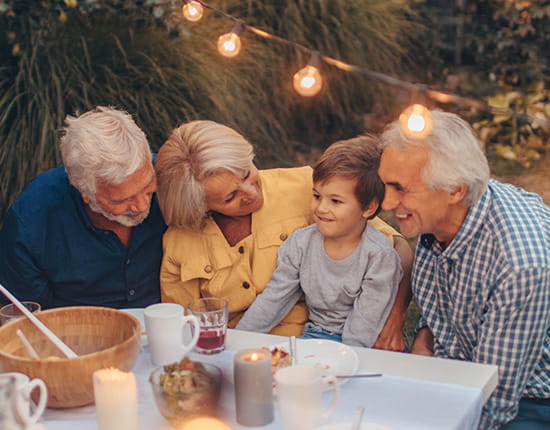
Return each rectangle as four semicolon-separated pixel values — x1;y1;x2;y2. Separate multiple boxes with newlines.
244;351;265;361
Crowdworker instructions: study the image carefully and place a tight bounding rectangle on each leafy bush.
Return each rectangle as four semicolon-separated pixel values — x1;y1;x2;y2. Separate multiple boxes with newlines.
0;0;421;222
470;81;550;168
412;0;550;165
466;0;549;88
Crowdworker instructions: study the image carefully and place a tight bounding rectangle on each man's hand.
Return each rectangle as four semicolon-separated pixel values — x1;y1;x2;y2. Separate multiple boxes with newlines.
410;326;434;356
373;307;407;351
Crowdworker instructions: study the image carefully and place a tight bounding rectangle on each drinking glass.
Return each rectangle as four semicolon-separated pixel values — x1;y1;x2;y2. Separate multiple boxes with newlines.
187;298;228;354
0;302;41;326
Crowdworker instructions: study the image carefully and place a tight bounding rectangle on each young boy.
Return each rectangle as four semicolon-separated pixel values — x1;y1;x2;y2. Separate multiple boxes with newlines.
236;135;403;347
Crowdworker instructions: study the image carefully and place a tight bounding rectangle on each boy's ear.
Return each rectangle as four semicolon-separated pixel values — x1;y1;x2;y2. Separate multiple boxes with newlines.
362;199;379;219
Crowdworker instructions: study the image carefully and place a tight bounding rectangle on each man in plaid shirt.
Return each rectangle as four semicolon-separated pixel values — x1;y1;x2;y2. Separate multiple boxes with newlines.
378;110;550;429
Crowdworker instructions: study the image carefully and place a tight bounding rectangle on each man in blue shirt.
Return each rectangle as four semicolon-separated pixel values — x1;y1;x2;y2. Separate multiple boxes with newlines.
0;106;166;309
378;110;550;429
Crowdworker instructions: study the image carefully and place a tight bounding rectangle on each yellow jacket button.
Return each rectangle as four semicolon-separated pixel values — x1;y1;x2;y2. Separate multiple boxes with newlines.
279;233;288;241
242;281;250;289
204;265;213;273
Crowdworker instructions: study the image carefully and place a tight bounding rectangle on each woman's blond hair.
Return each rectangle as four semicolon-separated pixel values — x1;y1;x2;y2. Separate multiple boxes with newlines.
156;120;254;229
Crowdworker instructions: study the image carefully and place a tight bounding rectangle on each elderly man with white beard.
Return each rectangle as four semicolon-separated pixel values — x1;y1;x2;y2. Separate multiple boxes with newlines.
0;106;166;309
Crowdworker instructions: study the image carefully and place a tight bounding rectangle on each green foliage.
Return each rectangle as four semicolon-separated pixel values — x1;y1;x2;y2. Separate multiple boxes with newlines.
413;0;549;88
469;81;550;168
467;0;550;88
0;0;420;222
412;0;550;166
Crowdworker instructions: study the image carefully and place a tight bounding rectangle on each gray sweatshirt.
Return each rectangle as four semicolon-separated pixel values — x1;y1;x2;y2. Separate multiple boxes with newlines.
236;223;402;347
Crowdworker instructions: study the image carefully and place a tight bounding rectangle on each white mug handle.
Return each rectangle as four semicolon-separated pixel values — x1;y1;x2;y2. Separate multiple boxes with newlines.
320;376;341;419
15;378;47;425
180;314;200;355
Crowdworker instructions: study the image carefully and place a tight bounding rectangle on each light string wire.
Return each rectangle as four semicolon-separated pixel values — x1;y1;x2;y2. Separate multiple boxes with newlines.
195;0;548;127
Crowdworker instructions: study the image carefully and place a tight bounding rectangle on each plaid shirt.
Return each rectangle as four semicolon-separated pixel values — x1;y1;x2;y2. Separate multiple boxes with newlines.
413;179;550;429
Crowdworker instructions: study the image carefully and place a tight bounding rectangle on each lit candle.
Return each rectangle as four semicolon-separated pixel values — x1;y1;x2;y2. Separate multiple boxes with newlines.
181;416;231;429
93;368;138;430
234;348;274;426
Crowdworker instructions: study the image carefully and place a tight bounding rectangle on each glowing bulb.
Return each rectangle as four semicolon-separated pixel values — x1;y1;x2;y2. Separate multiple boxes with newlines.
182;1;203;22
293;65;323;97
217;23;245;58
399;104;433;139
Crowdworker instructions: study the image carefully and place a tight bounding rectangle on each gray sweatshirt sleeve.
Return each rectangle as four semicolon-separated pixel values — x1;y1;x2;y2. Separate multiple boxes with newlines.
236;234;304;333
342;247;402;347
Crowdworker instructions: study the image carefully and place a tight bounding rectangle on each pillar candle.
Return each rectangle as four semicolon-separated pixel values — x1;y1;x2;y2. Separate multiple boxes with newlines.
234;348;274;426
93;368;138;430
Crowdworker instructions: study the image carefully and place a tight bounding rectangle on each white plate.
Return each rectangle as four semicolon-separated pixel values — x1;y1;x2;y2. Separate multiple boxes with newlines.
269;339;359;391
120;308;147;346
316;422;390;430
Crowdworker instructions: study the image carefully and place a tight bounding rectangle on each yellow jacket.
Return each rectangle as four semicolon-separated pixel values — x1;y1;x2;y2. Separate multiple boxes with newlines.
161;166;398;336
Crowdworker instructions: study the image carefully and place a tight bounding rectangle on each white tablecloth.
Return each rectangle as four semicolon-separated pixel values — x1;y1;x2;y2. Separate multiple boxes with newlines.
42;343;483;430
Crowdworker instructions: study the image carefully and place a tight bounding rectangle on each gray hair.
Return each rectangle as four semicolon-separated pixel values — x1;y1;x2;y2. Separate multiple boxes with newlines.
156;120;255;229
380;110;490;205
59;106;151;199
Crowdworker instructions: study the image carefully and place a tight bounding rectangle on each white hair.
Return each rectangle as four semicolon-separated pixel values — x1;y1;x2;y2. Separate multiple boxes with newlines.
59;106;151;199
380;110;490;205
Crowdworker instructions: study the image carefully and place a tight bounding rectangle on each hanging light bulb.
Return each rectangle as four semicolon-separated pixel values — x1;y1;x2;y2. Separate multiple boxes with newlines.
293;52;323;97
399;103;433;140
217;22;245;58
293;53;323;97
182;0;204;22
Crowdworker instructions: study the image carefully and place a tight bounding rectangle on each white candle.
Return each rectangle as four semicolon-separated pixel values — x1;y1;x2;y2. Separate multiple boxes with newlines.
93;368;138;430
234;348;274;426
182;416;231;429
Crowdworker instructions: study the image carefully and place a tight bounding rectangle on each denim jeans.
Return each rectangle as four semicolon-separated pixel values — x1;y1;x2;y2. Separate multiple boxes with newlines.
501;397;550;429
300;322;343;343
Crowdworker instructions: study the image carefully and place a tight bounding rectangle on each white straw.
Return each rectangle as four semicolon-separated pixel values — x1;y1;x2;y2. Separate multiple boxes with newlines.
0;284;78;358
289;335;297;365
16;329;40;359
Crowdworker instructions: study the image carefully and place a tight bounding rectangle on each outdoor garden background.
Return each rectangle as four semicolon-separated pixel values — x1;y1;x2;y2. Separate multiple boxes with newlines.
1;0;549;340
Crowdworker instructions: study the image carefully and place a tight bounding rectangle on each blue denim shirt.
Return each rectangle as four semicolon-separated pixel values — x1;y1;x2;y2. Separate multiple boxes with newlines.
0;165;166;309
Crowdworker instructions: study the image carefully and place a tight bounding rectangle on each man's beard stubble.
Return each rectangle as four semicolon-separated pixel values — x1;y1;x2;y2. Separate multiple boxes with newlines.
87;199;149;228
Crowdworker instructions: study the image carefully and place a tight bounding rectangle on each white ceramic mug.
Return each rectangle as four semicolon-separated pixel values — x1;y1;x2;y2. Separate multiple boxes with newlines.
274;365;340;430
0;372;48;428
144;303;200;366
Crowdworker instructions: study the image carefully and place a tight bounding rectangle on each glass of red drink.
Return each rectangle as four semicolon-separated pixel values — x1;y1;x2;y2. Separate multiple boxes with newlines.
187;298;229;354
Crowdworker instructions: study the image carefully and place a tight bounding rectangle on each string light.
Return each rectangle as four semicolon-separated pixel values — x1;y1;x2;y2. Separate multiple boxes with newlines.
182;0;204;22
185;0;549;126
399;104;433;139
293;52;323;97
217;22;245;58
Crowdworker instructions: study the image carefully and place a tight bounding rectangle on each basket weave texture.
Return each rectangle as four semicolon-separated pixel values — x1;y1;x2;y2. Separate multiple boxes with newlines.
0;306;140;408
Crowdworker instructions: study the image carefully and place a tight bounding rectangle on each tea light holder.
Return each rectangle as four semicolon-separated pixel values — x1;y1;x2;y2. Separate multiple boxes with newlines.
234;348;274;426
93;368;138;430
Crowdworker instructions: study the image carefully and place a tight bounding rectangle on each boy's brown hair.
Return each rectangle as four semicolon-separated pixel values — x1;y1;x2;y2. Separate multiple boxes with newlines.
313;134;384;219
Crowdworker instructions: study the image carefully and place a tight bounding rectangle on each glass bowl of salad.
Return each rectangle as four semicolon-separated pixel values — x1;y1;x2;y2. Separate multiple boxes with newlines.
149;357;222;425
